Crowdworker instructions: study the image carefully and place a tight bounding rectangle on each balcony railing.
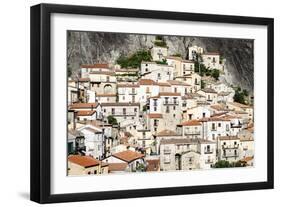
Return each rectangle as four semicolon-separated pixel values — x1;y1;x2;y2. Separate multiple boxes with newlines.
222;154;239;158
185;131;201;135
164;149;171;154
205;160;214;164
163;101;179;105
204;150;213;154
222;145;239;149
112;112;136;117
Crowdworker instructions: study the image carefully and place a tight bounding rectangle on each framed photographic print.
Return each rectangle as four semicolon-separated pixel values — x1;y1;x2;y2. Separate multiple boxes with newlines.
30;3;274;203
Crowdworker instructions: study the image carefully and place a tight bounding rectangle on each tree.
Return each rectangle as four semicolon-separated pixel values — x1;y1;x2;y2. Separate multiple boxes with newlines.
107;115;118;125
116;50;152;68
211;69;220;81
242;89;249;97
233;87;249;104
155;59;168;65
142;105;148;112
214;160;231;168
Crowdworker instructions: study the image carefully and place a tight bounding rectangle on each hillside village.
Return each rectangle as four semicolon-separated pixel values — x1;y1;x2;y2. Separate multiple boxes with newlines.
67;37;254;175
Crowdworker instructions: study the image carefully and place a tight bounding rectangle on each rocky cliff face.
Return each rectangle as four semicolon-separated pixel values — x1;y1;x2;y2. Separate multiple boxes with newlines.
67;31;254;92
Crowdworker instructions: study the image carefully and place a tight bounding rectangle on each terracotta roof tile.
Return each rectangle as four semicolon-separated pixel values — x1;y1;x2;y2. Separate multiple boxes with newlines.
218;136;239;141
112;150;144;163
200;88;217;94
156;129;178;137
101;102;139;107
138;79;157;85
147;113;163;119
69;102;99;109
180;120;202;126
117;83;139;88
167;80;191;86
68;155;100;168
77;110;96;116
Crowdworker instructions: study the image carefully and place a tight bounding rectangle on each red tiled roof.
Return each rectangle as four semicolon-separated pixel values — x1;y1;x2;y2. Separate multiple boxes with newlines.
180;120;202;126
218;136;239;141
78;78;90;82
156;129;178;137
199;117;230;122
112;150;145;163
80;63;109;68
147;113;163;119
200;88;217;94
69;103;99;109
167;80;191;86
117;83;139;88
157;82;171;87
68;155;100;168
101;102;139;107
77;110;96;116
138;79;156;85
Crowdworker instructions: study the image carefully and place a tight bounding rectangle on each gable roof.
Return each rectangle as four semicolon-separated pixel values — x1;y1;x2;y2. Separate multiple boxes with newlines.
167;80;191;86
160;138;214;145
138;79;157;85
112;150;144;163
200;88;217;94
180;120;202;126
218;136;239;141
156;129;178;137
77;110;96;116
69;103;99;109
68;155;100;168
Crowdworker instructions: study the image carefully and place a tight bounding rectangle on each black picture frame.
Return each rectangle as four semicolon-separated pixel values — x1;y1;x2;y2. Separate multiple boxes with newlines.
30;3;274;204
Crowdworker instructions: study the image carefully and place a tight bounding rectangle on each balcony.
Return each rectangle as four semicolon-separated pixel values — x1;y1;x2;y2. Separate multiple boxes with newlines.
112;112;136;117
129;92;137;95
185;131;201;135
222;154;239;158
204;150;213;154
163;101;179;105
222;145;239;149
164;149;171;154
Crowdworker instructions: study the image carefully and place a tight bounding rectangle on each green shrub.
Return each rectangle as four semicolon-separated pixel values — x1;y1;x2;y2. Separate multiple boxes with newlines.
116;50;152;68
